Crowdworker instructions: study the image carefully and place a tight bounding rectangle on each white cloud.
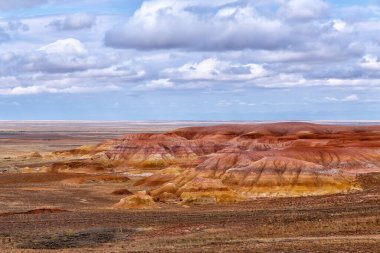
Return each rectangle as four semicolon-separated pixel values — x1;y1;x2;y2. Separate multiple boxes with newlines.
216;100;255;107
216;100;233;107
74;63;146;79
134;0;237;17
253;73;308;88
238;101;255;106
39;38;88;55
216;7;238;18
344;94;359;101
360;55;380;70
136;78;174;90
105;3;292;50
325;94;359;102
280;0;329;21
0;52;15;62
1;0;380;99
164;58;267;82
0;84;120;95
23;38;113;73
331;19;352;33
324;78;380;87
50;13;96;30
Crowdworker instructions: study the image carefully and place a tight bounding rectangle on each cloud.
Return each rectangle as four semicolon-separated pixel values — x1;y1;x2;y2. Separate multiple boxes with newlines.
325;94;359;102
49;13;96;31
0;0;380;102
344;94;359;101
330;20;352;33
38;38;88;55
163;58;267;82
0;76;18;86
325;79;380;87
8;20;29;31
16;38;105;73
360;55;380;70
280;0;329;21
0;37;145;95
216;100;255;107
105;2;294;50
216;100;233;107
0;85;120;96
136;79;174;90
133;58;268;90
0;0;47;10
102;0;366;68
0;28;10;43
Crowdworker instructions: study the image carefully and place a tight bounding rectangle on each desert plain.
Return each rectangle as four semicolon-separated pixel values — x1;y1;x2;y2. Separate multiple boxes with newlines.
0;121;380;252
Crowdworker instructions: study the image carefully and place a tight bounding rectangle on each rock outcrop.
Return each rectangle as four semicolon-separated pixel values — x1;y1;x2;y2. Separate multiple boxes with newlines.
113;191;159;209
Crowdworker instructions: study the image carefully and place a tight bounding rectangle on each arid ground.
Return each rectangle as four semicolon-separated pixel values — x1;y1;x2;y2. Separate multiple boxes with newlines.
0;121;379;253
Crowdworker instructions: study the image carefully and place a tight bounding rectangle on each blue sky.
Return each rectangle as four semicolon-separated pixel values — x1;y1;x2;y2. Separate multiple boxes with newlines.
0;0;379;120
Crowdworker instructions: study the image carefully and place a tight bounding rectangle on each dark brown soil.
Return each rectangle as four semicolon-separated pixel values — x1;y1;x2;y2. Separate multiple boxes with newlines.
111;189;133;195
0;173;88;185
0;208;68;217
0;183;379;252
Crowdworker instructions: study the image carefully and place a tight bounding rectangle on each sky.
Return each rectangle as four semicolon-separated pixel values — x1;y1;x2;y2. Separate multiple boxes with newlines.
0;0;380;120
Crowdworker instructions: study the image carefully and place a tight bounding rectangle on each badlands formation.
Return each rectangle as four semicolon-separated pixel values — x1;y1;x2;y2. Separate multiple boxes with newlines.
52;122;380;207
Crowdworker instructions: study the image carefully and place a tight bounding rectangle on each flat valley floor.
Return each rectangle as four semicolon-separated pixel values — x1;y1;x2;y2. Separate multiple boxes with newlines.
0;121;379;252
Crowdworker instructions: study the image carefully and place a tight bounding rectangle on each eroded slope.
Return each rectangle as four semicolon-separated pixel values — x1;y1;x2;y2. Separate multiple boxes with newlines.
51;122;380;206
